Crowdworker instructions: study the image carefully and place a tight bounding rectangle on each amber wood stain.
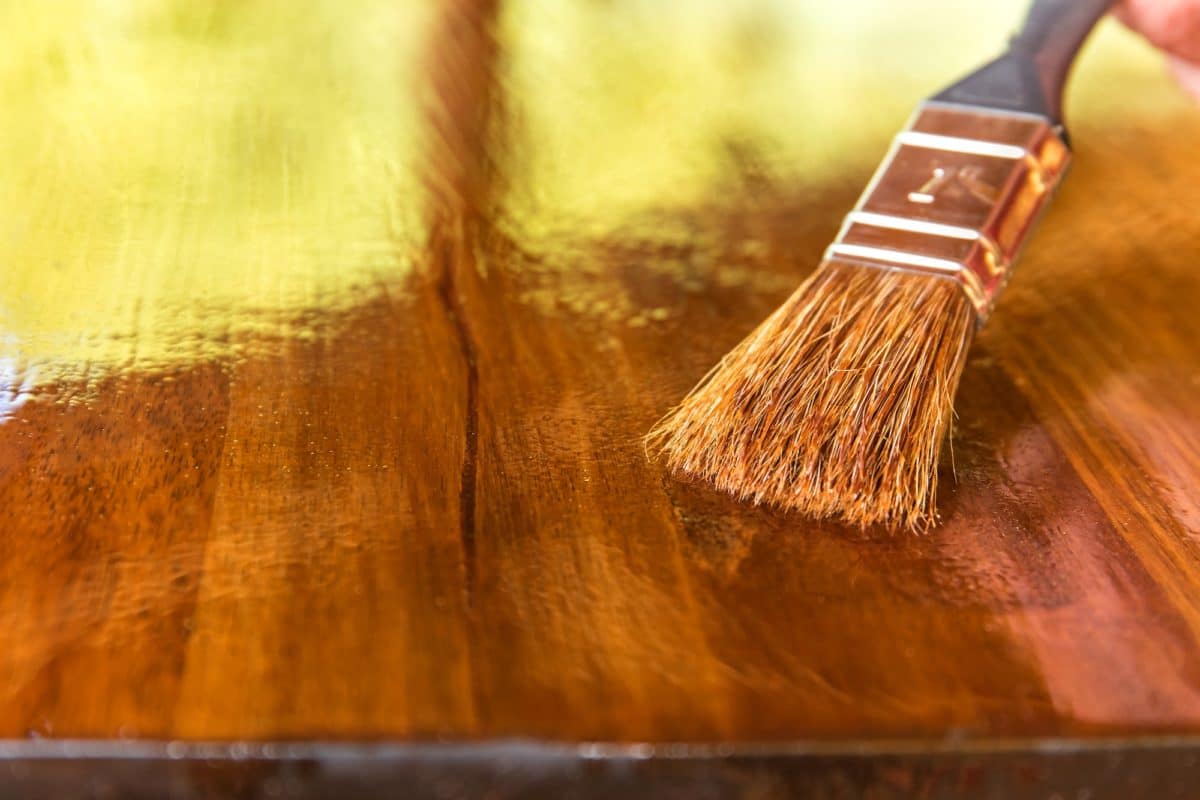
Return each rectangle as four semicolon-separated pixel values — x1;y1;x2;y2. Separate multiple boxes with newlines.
1;0;1200;767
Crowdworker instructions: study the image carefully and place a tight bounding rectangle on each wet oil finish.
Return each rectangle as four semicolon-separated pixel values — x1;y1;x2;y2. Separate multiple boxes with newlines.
1;0;1200;789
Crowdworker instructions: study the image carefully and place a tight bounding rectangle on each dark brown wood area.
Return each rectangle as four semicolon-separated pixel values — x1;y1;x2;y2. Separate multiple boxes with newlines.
1;0;1199;795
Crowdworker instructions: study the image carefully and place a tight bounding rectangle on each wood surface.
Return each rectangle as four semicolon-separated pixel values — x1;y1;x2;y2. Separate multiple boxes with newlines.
2;0;1200;762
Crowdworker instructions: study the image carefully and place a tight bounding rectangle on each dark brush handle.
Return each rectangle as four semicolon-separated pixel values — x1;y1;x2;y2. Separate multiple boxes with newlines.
931;0;1117;128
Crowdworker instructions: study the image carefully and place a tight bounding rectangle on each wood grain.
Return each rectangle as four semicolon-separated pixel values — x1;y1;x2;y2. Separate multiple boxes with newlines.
1;0;1200;763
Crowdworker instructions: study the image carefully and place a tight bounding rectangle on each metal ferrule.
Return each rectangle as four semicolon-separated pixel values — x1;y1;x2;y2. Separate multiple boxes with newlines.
823;102;1070;322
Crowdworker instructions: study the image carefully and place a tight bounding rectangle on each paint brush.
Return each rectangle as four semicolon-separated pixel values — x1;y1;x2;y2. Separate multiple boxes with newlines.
648;0;1116;529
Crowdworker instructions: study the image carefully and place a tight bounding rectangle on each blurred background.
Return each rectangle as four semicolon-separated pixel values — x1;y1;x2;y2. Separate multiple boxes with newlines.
0;0;1190;393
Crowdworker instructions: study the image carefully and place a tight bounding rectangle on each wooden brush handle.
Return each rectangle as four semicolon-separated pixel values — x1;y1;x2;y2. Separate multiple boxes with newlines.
932;0;1116;125
1015;0;1118;66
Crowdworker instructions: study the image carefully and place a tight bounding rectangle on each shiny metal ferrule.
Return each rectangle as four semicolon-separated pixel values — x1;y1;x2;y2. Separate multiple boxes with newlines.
823;102;1070;323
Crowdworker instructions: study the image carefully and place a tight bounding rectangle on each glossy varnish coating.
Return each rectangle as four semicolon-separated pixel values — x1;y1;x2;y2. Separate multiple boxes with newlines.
1;0;1200;746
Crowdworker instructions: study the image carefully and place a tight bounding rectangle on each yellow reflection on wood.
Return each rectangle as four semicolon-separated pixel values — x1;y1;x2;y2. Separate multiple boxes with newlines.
0;0;1189;389
502;0;1182;230
0;0;431;383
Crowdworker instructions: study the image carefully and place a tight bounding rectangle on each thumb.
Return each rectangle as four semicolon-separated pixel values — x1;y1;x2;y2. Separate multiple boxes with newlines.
1116;0;1200;99
1117;0;1200;62
1169;56;1200;100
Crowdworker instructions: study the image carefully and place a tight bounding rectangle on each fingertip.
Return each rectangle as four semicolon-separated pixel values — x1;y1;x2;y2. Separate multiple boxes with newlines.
1168;56;1200;102
1117;0;1200;62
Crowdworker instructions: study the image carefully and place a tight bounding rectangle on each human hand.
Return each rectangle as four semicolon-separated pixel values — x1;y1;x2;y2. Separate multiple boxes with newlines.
1117;0;1200;99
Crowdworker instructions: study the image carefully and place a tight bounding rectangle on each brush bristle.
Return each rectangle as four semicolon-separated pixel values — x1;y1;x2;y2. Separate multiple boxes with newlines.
648;261;976;530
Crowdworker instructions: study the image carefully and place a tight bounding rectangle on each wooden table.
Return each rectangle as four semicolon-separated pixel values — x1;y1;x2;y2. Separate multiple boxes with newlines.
2;1;1199;796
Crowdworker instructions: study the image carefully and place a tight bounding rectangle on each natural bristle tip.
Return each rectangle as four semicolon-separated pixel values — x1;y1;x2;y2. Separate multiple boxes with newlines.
647;261;976;531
